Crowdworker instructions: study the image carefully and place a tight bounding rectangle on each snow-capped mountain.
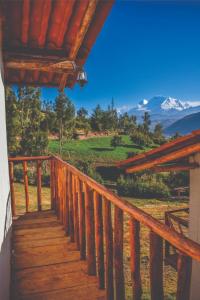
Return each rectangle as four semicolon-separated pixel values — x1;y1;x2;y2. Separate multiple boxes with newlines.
124;96;200;128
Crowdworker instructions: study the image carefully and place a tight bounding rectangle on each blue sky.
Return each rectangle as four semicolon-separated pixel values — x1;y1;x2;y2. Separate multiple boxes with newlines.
42;1;200;112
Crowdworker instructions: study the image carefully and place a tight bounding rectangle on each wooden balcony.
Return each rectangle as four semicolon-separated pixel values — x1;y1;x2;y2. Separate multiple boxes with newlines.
9;156;200;300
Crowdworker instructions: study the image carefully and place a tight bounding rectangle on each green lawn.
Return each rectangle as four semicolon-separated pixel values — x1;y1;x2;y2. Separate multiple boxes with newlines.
48;135;151;163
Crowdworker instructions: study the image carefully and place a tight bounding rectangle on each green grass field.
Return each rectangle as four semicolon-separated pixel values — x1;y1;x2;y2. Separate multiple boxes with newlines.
48;135;151;164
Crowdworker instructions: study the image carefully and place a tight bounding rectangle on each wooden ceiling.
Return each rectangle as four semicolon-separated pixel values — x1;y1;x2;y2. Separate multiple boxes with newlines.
1;0;114;90
117;130;200;173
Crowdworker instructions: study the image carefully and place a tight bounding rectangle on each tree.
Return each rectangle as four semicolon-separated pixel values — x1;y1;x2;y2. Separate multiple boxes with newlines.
107;98;118;131
90;104;104;131
130;130;152;147
76;107;91;135
142;112;151;133
153;123;165;145
118;113;137;134
110;135;122;148
170;132;181;141
5;86;20;155
55;91;75;152
42;99;57;134
20;87;48;155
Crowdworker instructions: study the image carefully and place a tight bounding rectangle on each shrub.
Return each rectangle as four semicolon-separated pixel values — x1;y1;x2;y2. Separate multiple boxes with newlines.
110;135;122;147
117;174;171;199
13;164;50;186
68;159;103;184
130;131;152;147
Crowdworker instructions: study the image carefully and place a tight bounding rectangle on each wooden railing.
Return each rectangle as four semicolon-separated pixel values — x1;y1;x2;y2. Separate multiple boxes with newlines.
165;208;189;270
9;155;200;300
8;156;51;216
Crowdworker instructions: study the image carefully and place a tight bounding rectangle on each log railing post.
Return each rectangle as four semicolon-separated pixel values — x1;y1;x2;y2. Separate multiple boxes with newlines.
73;175;80;250
150;231;164;300
54;160;58;215
84;183;96;275
61;165;66;225
104;198;114;300
130;218;142;300
57;164;62;221
69;172;74;242
23;161;29;213
50;158;55;210
78;179;86;260
65;168;70;236
94;191;105;289
114;206;125;300
176;254;192;300
9;161;16;217
165;212;171;259
37;160;42;211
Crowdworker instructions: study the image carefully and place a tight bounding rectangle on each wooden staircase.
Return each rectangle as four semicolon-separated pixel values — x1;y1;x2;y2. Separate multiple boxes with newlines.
11;210;105;300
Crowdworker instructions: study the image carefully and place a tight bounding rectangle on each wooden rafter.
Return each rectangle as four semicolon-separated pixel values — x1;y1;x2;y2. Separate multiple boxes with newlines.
4;55;77;74
69;0;98;60
58;0;98;90
153;163;199;173
21;0;30;45
126;143;200;173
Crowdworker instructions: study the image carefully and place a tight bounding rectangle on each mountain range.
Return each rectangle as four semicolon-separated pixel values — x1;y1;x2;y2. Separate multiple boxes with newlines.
118;96;200;129
164;112;200;135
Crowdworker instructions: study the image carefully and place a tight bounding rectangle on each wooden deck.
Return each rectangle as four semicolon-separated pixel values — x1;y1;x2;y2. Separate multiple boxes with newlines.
11;210;106;300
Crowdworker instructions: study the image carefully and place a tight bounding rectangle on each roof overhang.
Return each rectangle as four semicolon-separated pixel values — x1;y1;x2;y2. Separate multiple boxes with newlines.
1;0;114;90
116;130;200;173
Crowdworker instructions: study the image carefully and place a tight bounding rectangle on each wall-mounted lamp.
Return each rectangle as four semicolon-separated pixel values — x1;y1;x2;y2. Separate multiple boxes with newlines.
77;69;88;87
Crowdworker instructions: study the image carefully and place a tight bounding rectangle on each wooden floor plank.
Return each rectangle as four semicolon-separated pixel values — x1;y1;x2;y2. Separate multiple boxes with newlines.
12;211;106;300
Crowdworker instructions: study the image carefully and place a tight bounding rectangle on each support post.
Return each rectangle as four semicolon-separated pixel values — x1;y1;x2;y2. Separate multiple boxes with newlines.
189;153;200;300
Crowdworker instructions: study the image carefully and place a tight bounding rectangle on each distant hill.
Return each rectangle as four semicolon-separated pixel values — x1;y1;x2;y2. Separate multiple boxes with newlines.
164;112;200;135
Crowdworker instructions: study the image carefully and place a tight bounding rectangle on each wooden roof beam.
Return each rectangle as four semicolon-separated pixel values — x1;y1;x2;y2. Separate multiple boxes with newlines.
4;56;77;74
58;0;98;89
153;163;199;173
126;143;200;173
69;0;98;60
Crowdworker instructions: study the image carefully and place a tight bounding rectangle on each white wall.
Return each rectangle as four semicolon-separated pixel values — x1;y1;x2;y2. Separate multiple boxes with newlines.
189;153;200;300
0;68;12;299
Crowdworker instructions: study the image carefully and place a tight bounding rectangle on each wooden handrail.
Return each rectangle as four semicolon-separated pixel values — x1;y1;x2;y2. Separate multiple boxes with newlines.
8;155;50;162
52;155;200;262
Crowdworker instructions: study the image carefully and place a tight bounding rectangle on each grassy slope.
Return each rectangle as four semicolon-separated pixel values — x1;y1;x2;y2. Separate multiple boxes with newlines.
14;183;188;299
48;135;151;163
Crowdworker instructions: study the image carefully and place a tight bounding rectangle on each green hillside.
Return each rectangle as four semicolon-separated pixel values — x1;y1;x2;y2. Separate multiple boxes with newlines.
49;135;150;164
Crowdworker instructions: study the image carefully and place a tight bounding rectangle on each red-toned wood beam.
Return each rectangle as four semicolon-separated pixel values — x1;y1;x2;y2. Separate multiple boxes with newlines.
5;1;22;47
29;0;52;48
69;0;99;60
64;0;99;90
4;78;73;89
76;0;115;66
5;56;76;73
64;0;90;54
21;0;30;46
153;163;199;173
59;73;69;91
126;143;200;173
46;0;76;49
